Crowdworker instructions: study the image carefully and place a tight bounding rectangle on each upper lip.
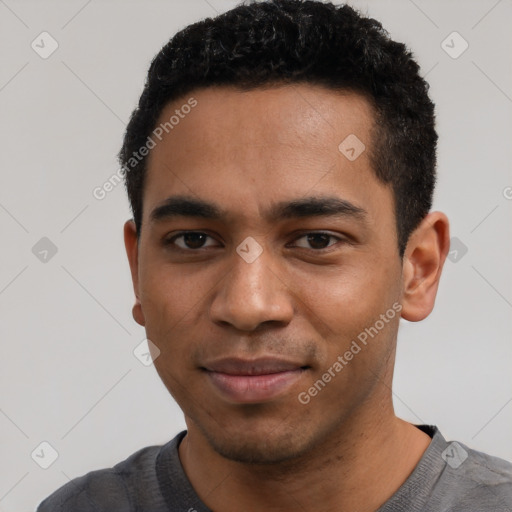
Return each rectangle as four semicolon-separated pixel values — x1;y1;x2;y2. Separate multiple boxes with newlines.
202;357;307;376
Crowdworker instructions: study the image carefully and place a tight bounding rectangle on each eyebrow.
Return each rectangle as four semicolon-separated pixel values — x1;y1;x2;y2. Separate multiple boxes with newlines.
149;194;368;225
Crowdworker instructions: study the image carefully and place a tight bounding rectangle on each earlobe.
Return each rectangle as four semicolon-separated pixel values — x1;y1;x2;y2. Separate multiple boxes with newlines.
400;211;450;322
123;219;146;327
132;300;146;327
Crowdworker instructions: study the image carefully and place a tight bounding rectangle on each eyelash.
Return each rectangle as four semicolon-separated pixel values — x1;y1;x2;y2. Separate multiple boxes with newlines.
163;231;348;252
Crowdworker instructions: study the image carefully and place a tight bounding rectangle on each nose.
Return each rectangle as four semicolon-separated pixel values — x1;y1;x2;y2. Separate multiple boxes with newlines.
209;246;294;331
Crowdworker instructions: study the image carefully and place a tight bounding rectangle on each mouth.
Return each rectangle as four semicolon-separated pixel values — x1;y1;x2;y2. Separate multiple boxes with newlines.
202;357;310;403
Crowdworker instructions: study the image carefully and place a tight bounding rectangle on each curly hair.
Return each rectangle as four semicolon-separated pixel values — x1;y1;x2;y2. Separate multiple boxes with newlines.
119;0;437;258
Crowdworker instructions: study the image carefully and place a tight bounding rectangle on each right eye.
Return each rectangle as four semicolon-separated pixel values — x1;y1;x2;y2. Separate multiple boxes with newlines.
163;231;221;251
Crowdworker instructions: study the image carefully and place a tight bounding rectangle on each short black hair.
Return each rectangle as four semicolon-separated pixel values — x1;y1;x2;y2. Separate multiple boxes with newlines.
119;0;437;258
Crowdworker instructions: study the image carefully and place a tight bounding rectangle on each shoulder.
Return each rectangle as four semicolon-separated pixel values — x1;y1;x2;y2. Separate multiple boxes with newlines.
436;440;512;510
36;443;163;512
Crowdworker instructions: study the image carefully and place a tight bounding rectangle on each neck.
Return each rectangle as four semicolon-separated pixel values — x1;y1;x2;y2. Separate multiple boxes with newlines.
178;408;432;512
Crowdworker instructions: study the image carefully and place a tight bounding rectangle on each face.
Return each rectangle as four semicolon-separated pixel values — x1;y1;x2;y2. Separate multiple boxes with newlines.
125;84;407;464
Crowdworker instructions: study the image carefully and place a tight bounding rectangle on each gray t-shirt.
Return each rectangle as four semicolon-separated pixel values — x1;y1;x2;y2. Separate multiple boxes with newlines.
36;425;512;511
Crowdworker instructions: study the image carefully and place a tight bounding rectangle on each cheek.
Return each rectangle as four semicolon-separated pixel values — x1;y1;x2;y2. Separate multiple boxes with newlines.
298;262;396;329
138;264;215;365
294;261;402;379
137;277;186;360
139;261;207;321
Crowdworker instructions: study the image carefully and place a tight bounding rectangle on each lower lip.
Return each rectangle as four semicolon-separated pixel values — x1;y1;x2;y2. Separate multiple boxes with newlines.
206;369;306;403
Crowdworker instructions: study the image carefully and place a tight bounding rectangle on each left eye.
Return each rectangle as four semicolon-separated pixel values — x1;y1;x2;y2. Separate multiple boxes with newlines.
291;232;342;250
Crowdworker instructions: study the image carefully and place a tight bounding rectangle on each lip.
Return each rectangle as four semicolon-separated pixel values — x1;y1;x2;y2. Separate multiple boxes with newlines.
202;357;309;403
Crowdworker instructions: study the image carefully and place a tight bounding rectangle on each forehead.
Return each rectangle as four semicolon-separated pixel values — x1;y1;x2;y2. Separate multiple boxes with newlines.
142;84;393;231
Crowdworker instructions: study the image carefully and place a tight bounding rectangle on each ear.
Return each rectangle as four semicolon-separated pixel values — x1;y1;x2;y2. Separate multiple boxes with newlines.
123;219;146;327
400;211;450;322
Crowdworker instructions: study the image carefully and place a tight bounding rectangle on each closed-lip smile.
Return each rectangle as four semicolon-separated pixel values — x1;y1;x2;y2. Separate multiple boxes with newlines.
202;357;309;403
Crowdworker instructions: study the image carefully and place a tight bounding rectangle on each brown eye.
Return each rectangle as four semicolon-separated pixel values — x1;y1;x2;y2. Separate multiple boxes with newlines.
293;232;342;250
164;232;218;250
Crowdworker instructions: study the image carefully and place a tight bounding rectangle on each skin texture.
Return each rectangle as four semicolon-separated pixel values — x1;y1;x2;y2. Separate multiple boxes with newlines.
124;84;450;511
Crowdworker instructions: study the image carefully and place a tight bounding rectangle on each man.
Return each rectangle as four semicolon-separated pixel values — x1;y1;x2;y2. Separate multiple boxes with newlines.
37;0;512;510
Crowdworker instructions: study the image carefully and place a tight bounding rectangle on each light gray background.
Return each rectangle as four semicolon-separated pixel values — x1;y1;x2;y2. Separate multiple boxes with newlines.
0;0;511;510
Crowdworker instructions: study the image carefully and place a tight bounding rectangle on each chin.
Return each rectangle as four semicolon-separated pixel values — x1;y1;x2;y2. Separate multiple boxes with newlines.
196;417;317;465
